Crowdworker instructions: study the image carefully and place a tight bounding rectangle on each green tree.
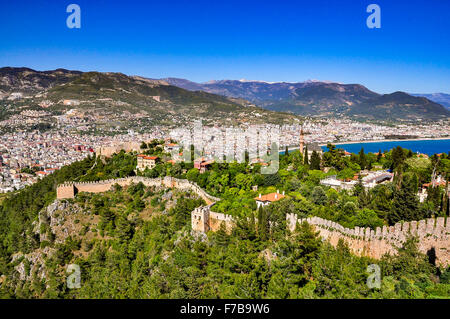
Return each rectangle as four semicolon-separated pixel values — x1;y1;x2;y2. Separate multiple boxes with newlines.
390;172;421;224
391;146;406;170
358;147;367;170
272;222;321;293
311;186;327;206
257;206;269;241
115;215;133;242
303;146;309;165
370;184;392;221
310;151;321;170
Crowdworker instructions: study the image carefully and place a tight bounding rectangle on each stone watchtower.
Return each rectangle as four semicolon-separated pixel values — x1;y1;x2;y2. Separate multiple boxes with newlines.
56;183;76;199
191;206;210;232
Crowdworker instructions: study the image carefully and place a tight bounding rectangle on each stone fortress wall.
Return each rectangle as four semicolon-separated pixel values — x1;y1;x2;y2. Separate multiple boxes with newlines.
285;214;450;266
192;205;450;267
191;205;235;233
57;177;450;266
57;176;220;205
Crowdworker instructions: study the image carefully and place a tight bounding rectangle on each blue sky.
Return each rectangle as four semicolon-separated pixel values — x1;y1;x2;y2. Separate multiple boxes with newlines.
1;0;449;93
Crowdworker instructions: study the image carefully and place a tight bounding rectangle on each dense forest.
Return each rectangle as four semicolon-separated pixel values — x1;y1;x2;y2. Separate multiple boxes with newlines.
0;143;449;298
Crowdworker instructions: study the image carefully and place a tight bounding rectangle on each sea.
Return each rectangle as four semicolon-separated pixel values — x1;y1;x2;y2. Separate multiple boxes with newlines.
321;139;450;156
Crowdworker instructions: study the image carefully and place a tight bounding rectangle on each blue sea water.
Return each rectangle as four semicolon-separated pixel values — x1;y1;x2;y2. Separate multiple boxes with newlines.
321;139;450;156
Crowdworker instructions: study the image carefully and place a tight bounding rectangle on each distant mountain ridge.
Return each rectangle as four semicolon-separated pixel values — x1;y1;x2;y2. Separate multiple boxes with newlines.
0;67;298;126
1;67;447;123
411;93;450;110
0;67;82;95
162;78;450;121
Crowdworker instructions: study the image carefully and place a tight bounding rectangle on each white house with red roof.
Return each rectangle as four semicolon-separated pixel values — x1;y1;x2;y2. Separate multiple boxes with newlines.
254;190;286;208
136;154;158;171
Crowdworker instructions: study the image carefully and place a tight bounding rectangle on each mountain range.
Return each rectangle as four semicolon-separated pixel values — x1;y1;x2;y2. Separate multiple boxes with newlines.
0;67;298;126
411;93;450;110
162;78;450;121
0;67;448;125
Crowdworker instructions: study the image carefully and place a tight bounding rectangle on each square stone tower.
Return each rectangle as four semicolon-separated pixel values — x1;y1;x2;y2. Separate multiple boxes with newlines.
191;206;210;233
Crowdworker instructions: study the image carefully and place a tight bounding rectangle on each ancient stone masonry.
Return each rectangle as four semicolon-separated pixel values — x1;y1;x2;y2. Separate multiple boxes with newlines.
57;176;220;205
286;213;450;267
191;206;450;266
58;177;450;266
191;205;234;233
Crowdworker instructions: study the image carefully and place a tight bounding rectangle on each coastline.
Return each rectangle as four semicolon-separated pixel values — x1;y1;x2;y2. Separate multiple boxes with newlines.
284;137;450;153
318;136;450;147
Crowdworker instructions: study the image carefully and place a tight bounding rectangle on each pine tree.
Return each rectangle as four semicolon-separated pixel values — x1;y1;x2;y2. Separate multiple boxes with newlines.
445;179;450;217
358;147;366;170
115;215;133;242
391;146;405;170
426;185;442;212
257;206;269;241
266;272;289;298
370;184;392;220
390;172;421;223
446;193;450;217
214;222;229;247
310;150;321;170
355;175;369;208
303;146;309;165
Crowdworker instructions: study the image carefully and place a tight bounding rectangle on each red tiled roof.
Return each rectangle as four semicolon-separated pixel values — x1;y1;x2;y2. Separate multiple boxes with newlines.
138;154;158;160
254;192;286;203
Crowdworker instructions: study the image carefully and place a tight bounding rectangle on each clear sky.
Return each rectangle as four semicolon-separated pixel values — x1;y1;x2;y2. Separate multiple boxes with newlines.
1;0;449;94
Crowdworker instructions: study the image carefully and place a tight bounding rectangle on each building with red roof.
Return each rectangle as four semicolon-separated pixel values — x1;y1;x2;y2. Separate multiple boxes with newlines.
136;154;159;171
194;158;214;173
254;190;286;208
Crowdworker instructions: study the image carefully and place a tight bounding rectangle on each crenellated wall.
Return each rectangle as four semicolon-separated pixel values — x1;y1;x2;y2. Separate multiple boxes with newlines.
191;206;234;233
58;177;450;266
285;214;450;266
191;207;450;266
57;176;220;205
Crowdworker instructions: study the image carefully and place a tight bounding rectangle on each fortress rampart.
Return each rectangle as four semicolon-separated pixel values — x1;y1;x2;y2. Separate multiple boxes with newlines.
57;177;450;266
191;206;234;233
191;205;450;266
286;214;450;266
57;176;220;205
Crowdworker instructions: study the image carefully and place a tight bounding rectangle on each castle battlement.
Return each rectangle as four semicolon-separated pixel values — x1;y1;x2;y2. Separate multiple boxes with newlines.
286;213;450;242
56;176;450;266
192;210;449;266
285;213;450;266
56;176;220;206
